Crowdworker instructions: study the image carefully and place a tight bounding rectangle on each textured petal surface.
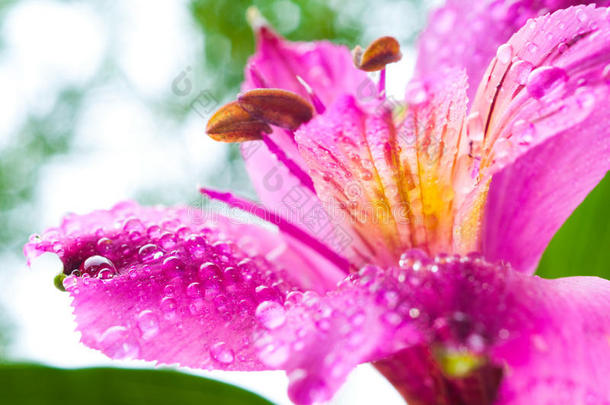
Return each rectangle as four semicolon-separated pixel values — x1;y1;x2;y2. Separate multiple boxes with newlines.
257;251;610;404
464;5;610;272
416;0;609;102
295;70;472;265
24;201;302;370
359;253;610;405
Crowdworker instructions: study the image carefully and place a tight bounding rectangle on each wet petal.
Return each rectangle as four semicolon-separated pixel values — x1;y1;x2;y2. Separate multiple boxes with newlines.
466;5;610;272
239;25;375;269
374;253;610;405
295;69;470;265
273;251;610;405
24;201;301;370
243;23;372;107
416;0;609;102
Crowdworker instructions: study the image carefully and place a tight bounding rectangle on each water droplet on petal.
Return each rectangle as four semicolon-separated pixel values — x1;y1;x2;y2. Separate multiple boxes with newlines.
526;66;567;99
527;42;539;54
210;342;234;364
256;301;287;329
160;296;177;316
137;310;159;340
510;60;534;85
496;44;512;64
63;275;78;290
80;255;116;278
139;244;162;262
602;64;610;82
186;282;202;298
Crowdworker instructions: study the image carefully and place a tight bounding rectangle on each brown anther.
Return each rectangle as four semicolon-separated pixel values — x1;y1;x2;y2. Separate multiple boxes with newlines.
238;88;314;131
206;101;272;143
353;36;402;72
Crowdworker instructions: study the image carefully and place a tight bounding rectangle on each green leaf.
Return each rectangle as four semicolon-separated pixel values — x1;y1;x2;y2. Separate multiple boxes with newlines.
0;363;274;405
537;172;610;280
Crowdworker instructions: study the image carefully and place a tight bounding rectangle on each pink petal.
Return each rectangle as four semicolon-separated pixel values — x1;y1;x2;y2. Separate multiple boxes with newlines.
295;69;472;265
367;253;610;405
239;25;375;269
243;25;371;107
466;5;610;272
258;251;610;404
416;0;609;102
240;140;368;269
24;201;302;370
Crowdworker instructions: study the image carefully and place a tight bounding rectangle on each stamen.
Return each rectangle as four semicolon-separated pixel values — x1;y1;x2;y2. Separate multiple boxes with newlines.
296;76;326;114
238;88;314;131
206;101;271;143
352;36;402;72
200;188;350;273
262;135;316;193
378;68;387;99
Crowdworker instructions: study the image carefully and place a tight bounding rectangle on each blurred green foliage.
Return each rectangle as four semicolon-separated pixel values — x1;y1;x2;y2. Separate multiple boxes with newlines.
0;364;273;404
190;0;363;97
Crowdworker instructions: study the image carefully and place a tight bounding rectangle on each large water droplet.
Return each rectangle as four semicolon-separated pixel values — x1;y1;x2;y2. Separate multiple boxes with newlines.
210;342;235;364
256;301;287;329
80;255;117;278
466;112;484;142
137;310;159;340
526;66;567;99
139;244;162;262
496;44;512;64
510;60;534;85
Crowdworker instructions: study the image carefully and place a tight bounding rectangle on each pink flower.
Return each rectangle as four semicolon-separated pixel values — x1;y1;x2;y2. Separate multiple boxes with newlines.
25;3;610;405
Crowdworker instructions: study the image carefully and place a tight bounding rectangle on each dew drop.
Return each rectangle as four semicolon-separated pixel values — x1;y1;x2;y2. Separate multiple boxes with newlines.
62;275;78;290
602;64;610;82
496;44;512;64
399;249;429;269
80;255;117;278
123;218;145;233
256;301;287;329
510;60;534;85
160;296;177;315
210;342;235;364
159;233;177;250
99;325;128;345
138;243;161;262
137;310;159;340
465;112;484;142
162;256;183;273
526;42;538;54
526;66;567;99
186;282;202;298
96;237;114;255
